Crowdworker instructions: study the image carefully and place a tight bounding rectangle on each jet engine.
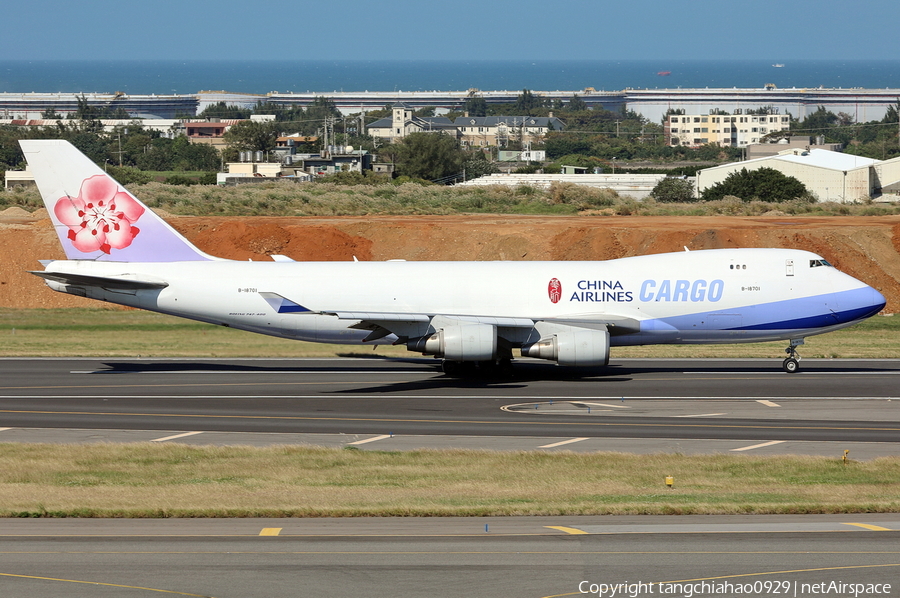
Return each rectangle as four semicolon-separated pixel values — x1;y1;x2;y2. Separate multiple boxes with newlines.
521;326;610;366
409;323;497;361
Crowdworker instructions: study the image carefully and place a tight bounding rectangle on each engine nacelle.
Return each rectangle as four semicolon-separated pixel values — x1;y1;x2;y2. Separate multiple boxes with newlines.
409;323;497;361
521;327;610;366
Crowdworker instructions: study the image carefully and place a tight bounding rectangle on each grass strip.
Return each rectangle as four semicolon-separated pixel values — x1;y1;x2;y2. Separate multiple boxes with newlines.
1;308;899;359
1;443;898;518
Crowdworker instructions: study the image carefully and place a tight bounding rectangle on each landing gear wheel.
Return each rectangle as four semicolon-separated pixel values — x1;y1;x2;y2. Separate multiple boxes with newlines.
441;360;464;377
783;357;800;374
782;339;804;373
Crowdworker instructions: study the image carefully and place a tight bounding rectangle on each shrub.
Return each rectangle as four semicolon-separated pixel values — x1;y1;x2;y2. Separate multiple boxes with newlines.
651;177;696;202
701;167;810;202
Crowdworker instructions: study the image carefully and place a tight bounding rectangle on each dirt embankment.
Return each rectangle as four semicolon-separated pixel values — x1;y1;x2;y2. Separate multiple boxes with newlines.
2;208;899;313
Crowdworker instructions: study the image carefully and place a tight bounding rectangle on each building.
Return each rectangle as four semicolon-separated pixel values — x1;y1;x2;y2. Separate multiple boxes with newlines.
4;166;34;190
217;148;373;185
455;116;564;148
626;86;900;124
0;118;184;137
457;173;666;200
498;150;546;162
745;136;842;160
666;111;791;148
0;92;197;119
267;88;623;114
366;104;457;142
367;104;564;147
184;121;237;148
696;148;900;202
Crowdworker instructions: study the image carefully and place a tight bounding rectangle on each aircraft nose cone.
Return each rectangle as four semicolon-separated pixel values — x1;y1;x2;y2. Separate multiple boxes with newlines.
870;287;887;313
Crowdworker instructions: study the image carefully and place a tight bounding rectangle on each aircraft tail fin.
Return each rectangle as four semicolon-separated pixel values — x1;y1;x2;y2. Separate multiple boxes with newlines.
20;139;215;262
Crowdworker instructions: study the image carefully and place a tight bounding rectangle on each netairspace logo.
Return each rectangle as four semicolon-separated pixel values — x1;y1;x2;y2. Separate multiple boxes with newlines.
578;580;892;597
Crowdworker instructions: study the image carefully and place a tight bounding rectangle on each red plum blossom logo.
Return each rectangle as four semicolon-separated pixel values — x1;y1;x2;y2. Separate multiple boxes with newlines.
54;175;144;254
548;278;562;304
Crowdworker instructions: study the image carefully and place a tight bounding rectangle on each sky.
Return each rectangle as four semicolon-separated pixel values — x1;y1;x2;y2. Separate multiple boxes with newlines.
4;0;899;62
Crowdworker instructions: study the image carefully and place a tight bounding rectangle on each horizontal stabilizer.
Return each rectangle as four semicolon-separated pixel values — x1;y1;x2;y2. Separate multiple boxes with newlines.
29;270;169;290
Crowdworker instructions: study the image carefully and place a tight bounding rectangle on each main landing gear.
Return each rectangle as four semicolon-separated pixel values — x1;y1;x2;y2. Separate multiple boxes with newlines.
441;358;514;378
783;338;804;373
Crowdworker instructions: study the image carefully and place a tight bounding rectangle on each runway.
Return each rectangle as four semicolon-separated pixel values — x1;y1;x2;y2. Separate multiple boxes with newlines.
1;357;900;456
3;358;900;597
1;516;898;598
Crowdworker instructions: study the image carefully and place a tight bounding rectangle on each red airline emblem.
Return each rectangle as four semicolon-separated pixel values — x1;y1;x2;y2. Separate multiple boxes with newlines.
548;278;562;303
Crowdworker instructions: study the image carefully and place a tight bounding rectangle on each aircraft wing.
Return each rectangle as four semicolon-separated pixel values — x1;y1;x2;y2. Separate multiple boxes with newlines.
331;311;640;336
548;315;641;335
330;310;639;341
259;292;639;342
29;270;169;290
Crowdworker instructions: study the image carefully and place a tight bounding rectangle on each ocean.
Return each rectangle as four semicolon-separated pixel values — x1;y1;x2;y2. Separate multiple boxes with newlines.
2;59;900;95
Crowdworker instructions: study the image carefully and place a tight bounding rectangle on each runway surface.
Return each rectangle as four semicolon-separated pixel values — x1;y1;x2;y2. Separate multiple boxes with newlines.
2;357;900;455
1;515;898;598
3;358;900;597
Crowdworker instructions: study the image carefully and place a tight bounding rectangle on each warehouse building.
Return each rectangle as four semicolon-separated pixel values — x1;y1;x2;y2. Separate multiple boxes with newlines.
696;149;900;202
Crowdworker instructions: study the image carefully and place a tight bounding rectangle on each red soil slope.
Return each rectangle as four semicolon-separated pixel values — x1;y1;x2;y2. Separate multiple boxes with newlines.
2;208;898;313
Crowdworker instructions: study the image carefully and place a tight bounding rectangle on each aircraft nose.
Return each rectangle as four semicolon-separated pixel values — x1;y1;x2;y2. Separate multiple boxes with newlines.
870;286;887;314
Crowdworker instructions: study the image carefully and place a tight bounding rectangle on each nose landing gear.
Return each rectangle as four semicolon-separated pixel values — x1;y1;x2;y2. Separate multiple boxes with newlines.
783;338;804;373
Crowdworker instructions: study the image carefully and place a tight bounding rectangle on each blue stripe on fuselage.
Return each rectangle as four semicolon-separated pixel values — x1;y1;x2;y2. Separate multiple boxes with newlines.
639;286;884;333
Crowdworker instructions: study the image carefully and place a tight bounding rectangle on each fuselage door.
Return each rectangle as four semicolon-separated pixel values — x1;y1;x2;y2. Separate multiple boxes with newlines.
785;259;794;277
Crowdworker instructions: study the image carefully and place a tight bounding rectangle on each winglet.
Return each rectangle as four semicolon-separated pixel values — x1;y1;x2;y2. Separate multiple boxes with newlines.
20;139;216;263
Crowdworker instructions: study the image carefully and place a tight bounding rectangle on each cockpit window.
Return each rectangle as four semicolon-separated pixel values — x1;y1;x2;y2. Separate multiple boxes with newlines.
809;259;832;268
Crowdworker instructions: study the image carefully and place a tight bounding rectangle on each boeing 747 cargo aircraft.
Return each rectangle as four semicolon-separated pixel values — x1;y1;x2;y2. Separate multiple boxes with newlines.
21;140;886;374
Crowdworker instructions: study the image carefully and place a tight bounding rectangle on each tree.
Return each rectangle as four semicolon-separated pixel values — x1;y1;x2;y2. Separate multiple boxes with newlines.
223;120;280;153
462;150;499;180
700;167;810;202
41;107;63;120
391;132;465;182
464;95;487;117
567;95;587;111
793;106;839;140
650;177;696;202
515;89;544;114
199;101;252;120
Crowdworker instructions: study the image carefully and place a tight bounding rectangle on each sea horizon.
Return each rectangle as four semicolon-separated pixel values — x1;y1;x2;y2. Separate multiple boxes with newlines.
3;59;900;96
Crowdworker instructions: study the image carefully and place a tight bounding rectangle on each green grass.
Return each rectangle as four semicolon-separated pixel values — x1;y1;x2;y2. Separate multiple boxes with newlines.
1;308;898;358
1;444;897;517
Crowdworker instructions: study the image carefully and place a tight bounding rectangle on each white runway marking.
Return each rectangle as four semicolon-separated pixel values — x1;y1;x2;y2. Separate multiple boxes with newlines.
0;428;10;432
348;434;392;445
71;370;425;375
757;399;781;407
673;413;727;418
538;438;590;448
150;431;204;442
692;371;900;375
730;440;786;452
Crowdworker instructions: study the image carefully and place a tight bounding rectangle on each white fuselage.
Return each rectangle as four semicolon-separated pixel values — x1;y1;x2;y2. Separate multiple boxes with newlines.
41;247;885;349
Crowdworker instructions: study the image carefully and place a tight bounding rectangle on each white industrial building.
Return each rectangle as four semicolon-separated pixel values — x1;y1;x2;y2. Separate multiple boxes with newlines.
456;173;666;200
696;149;900;203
